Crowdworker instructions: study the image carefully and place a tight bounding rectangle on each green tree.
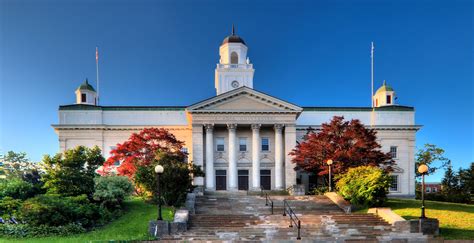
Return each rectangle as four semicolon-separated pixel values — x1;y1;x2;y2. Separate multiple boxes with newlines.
335;165;391;207
441;161;459;194
415;144;450;177
42;146;104;198
134;151;203;206
458;162;474;195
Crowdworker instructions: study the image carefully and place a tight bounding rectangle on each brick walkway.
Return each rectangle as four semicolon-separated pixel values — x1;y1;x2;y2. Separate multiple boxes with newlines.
163;192;430;242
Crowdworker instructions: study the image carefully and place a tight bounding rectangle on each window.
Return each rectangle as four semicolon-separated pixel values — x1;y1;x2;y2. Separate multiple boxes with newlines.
81;93;87;102
181;147;188;162
386;95;392;104
230;52;238;64
432;187;437;193
426;187;431;193
389;175;398;192
216;137;225;152
261;138;269;151
239;138;247;152
390;146;397;158
109;146;120;166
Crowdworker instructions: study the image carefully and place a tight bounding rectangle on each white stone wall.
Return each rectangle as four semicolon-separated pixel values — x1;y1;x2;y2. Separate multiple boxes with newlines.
297;110;415;126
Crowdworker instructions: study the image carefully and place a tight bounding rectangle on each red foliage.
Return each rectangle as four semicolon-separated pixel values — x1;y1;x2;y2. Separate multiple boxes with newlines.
290;116;394;176
101;128;185;178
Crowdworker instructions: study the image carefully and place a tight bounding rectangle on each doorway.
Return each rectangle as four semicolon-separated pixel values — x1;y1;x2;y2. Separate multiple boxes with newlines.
216;170;227;190
238;170;249;190
260;169;271;190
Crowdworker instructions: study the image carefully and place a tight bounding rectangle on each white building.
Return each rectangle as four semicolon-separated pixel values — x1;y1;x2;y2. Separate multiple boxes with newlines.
52;29;420;197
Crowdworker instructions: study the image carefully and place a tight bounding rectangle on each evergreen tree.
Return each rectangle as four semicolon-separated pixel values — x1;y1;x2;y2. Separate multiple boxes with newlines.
441;161;459;194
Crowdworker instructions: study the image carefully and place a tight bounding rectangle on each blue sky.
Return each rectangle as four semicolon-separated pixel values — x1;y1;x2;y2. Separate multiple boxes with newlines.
1;0;472;181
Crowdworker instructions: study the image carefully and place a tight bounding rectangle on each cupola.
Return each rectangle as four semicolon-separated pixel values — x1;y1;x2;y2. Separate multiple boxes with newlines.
373;80;396;107
75;79;97;105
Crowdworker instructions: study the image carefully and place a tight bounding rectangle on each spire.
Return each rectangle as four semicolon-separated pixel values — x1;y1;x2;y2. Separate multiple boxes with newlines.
232;24;235;36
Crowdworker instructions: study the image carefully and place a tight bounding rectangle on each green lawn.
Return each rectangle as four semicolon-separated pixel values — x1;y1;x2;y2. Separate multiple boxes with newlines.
386;199;474;240
1;197;174;243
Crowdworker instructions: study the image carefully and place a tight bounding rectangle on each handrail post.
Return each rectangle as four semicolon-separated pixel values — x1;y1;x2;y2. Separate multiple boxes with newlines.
289;214;293;228
283;200;286;216
297;220;301;240
265;194;268;206
271;201;274;215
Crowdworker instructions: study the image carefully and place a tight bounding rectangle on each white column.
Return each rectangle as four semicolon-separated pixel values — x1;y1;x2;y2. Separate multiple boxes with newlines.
284;124;297;190
205;124;215;190
274;124;284;190
192;124;204;186
227;123;238;191
251;124;261;190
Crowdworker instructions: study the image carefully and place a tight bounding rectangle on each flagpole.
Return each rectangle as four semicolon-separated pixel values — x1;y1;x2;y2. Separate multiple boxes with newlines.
96;47;100;106
371;42;374;108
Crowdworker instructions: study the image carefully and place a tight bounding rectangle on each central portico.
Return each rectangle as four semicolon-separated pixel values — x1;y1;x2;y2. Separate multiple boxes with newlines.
187;87;302;191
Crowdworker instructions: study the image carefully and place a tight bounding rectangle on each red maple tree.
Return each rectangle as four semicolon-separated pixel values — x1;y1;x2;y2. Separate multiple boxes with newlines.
290;116;393;177
102;128;185;178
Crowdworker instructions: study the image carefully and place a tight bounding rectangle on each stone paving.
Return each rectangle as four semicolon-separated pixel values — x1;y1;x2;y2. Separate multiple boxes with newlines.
162;191;432;242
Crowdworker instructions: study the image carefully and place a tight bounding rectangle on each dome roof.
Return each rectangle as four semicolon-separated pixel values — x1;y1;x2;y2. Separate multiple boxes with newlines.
221;25;246;46
375;80;394;94
77;79;96;92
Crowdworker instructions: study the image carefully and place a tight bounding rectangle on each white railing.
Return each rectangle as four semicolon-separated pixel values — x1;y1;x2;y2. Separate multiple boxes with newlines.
217;64;253;69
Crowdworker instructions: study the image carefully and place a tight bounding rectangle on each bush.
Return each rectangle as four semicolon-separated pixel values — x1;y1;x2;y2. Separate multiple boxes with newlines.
308;186;329;195
416;191;471;204
336;165;391;207
19;194;103;228
0;197;22;217
0;223;85;238
93;176;133;208
0;179;37;200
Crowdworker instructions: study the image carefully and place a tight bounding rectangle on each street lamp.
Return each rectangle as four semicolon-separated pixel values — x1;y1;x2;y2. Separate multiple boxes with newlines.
155;164;164;221
327;159;333;192
418;164;429;219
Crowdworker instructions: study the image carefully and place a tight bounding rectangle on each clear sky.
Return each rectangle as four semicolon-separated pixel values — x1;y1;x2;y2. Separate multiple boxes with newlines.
1;0;472;181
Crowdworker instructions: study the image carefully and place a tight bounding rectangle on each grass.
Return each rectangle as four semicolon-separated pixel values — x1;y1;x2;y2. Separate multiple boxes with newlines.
385;199;474;240
1;197;174;243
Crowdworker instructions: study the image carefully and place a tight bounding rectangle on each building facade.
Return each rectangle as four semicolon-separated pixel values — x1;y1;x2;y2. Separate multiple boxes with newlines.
52;30;420;197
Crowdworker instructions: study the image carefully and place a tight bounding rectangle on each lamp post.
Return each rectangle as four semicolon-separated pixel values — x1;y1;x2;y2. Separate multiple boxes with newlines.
155;165;164;221
327;159;333;192
418;164;429;219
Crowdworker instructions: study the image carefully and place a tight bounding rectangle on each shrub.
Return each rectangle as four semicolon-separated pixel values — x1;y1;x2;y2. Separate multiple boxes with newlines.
19;194;103;228
0;197;22;217
0;223;85;238
308;186;329;195
0;179;36;200
93;176;133;208
336;165;391;207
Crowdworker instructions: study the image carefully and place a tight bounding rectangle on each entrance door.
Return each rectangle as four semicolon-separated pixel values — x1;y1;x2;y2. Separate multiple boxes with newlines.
238;170;249;190
216;170;227;190
260;169;271;190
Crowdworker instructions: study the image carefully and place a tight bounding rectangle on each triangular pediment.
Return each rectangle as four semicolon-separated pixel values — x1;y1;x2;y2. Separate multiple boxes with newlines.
187;86;302;113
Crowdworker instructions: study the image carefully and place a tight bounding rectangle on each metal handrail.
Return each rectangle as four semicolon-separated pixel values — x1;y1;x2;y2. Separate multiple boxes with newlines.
260;186;274;214
283;199;302;240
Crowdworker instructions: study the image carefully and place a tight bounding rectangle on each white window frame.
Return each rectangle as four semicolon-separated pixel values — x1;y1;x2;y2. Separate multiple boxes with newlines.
216;137;225;152
239;137;247;152
389;174;399;192
261;137;270;152
390;146;398;159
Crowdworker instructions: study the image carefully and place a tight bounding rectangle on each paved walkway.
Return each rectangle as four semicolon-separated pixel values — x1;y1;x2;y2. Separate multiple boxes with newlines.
164;192;431;242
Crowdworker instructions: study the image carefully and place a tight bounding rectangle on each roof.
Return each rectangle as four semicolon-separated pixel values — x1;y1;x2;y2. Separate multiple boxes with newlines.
76;79;96;92
221;25;246;46
302;105;414;112
375;80;394;94
59;104;185;111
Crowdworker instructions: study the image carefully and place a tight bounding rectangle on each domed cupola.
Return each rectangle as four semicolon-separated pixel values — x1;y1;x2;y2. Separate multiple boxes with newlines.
373;80;396;107
221;25;246;46
75;78;97;105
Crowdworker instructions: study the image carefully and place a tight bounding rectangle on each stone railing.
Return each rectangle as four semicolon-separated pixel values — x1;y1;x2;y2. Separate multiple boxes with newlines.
368;207;439;235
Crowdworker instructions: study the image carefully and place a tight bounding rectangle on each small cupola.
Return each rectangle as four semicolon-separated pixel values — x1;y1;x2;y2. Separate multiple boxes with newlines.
75;79;97;105
373;80;396;107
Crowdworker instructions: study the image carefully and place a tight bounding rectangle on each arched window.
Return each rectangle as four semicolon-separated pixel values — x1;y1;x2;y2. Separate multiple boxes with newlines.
230;52;238;64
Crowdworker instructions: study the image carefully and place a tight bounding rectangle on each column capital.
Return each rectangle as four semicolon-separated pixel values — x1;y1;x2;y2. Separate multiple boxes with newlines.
227;123;238;131
251;124;261;131
274;124;284;132
204;124;214;132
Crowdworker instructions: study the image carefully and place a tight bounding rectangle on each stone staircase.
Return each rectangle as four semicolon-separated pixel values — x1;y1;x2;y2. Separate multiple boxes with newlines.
162;192;429;242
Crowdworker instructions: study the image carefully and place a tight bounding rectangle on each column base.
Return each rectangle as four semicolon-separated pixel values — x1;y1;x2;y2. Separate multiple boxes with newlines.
250;187;261;192
228;187;238;192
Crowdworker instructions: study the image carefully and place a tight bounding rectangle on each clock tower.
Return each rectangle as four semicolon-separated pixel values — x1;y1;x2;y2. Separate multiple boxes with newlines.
215;25;255;95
